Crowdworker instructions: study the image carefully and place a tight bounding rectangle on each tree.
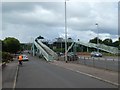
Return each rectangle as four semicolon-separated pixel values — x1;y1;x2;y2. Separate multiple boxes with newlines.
37;36;44;39
89;37;102;44
55;37;64;42
3;37;20;53
102;38;113;46
112;37;120;49
113;41;119;46
0;40;2;51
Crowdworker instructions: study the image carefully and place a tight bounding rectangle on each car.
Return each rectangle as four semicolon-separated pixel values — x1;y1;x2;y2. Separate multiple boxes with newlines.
57;52;64;56
67;52;78;61
91;52;102;57
22;55;29;61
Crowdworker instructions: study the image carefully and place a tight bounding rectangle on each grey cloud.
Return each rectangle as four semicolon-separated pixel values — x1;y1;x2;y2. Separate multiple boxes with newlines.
2;2;37;13
2;2;118;43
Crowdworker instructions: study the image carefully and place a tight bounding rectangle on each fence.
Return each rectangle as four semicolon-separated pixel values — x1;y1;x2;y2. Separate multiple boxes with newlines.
77;56;119;72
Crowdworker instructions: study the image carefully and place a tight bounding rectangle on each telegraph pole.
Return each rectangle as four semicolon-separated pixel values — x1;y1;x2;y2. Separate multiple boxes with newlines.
65;0;68;63
96;23;99;52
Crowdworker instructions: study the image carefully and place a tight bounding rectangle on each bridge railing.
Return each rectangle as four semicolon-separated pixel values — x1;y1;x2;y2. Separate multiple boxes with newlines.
98;44;118;54
37;40;58;60
77;41;118;54
34;39;58;61
34;40;51;61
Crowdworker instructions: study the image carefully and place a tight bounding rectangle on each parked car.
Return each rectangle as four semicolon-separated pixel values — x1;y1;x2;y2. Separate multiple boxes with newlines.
91;52;102;57
67;52;78;61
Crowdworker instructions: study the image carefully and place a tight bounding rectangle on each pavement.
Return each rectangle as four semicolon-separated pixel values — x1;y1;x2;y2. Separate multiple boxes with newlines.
50;60;119;86
2;60;18;89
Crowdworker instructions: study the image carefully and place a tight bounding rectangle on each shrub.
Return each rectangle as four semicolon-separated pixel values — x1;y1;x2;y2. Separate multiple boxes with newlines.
2;52;13;63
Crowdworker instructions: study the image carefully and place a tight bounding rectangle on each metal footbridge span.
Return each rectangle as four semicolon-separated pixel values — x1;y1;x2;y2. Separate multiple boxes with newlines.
76;41;118;54
32;39;58;61
31;38;118;61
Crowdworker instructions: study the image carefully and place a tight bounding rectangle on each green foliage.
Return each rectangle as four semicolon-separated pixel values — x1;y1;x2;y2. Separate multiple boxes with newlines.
37;36;44;39
3;37;20;53
53;48;65;52
0;40;2;51
89;37;102;44
112;37;120;49
2;52;13;63
102;38;113;46
89;37;120;49
20;43;30;51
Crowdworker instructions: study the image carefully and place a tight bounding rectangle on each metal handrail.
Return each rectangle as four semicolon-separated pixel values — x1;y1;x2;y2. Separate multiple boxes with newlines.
34;41;50;61
77;41;118;54
37;40;58;60
34;39;58;61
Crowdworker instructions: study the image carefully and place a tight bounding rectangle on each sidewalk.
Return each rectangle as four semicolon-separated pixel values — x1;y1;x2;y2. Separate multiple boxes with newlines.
50;60;119;86
2;60;18;88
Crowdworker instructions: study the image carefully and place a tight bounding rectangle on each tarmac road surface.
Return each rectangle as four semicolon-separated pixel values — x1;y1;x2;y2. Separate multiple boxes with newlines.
15;55;117;88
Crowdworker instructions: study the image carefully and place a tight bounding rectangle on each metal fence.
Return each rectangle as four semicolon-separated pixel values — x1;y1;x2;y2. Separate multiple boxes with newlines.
78;56;119;72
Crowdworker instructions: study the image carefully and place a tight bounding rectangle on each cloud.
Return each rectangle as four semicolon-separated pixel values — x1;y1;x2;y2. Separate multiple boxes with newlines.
2;1;118;43
3;3;64;27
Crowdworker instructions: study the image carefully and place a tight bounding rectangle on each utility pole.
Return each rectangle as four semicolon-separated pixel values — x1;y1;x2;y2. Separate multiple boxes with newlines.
96;23;99;52
65;0;68;63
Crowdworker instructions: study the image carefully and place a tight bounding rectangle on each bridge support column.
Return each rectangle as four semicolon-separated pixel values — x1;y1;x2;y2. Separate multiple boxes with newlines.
87;47;89;52
32;43;35;56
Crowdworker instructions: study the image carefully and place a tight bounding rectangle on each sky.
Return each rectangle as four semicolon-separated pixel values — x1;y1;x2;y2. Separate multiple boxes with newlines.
1;0;119;43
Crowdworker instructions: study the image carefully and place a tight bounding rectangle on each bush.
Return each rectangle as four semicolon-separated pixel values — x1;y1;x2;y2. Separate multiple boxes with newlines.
2;52;13;63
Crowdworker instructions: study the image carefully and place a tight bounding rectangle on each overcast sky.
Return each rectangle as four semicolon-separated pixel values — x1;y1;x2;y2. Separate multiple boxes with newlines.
1;0;119;43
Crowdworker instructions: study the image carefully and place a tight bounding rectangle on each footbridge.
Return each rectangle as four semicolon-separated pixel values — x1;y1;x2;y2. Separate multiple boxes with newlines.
32;38;58;61
31;38;118;61
76;41;118;54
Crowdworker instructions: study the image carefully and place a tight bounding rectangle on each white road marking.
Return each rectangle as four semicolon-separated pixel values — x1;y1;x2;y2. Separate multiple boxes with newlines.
52;63;119;86
13;65;19;89
68;68;119;86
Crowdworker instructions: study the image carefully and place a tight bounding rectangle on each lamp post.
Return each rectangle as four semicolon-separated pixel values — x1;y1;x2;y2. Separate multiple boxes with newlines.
65;0;68;63
61;39;62;52
95;23;99;52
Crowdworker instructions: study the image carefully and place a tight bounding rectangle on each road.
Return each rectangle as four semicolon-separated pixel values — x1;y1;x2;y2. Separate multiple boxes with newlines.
15;54;117;88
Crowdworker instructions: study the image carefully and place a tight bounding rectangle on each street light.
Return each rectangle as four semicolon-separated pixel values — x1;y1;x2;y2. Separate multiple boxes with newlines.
95;23;99;52
65;0;68;63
